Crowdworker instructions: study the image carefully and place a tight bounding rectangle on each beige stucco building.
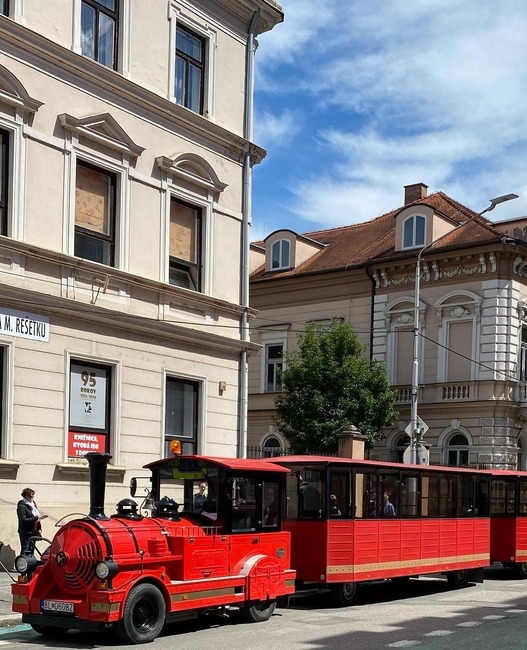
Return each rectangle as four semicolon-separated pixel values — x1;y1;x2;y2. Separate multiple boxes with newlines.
248;183;527;471
0;0;283;559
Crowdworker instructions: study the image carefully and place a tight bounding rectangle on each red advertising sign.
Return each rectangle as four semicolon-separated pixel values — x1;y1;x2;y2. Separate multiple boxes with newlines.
68;431;106;458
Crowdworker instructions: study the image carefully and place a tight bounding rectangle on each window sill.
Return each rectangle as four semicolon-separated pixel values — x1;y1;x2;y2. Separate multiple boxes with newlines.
55;461;127;481
0;458;21;469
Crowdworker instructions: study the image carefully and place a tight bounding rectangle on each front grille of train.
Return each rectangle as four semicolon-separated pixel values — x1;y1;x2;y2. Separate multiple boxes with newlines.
50;523;102;592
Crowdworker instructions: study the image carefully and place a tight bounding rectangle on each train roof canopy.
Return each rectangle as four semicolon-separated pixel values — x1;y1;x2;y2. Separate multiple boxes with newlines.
144;454;290;474
265;455;493;475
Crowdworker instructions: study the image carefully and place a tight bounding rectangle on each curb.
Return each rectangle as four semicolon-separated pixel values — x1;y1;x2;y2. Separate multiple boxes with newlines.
0;616;23;629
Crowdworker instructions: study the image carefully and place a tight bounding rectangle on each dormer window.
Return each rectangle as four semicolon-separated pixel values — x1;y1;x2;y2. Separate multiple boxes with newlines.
403;215;425;249
271;239;290;269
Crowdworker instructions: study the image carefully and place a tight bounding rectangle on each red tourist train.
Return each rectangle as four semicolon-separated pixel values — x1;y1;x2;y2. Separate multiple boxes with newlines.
265;456;492;604
12;450;527;644
11;450;295;644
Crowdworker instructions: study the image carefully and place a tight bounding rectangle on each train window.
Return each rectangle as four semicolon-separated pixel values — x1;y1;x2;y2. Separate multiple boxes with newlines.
475;476;489;516
421;473;439;517
439;475;456;517
229;477;257;532
262;480;280;527
355;469;378;518
380;472;399;517
285;467;325;519
457;474;474;517
329;468;351;518
520;479;527;515
400;472;419;516
491;479;516;515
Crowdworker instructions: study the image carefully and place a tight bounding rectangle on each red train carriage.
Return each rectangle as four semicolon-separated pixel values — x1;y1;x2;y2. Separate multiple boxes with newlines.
489;469;527;578
267;456;491;605
12;451;295;644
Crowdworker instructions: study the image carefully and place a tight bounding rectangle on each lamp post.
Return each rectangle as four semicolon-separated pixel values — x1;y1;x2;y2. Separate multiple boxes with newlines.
410;192;519;464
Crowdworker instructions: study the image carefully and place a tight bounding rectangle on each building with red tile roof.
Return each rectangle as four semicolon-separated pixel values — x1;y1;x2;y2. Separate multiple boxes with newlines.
248;183;527;468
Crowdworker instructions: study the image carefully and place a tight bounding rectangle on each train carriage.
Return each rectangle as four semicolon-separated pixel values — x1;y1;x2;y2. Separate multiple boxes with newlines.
489;469;527;578
267;456;492;605
11;450;296;644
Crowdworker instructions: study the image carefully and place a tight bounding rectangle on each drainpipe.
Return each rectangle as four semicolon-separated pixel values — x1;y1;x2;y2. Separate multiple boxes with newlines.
238;9;260;458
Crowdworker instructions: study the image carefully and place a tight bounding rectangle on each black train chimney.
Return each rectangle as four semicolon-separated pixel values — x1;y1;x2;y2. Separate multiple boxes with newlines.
86;452;112;520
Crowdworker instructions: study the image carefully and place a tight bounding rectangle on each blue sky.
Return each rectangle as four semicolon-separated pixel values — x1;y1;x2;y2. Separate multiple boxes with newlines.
251;0;527;241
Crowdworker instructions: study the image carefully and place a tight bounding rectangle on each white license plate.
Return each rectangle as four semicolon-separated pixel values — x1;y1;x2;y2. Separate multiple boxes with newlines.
41;600;74;614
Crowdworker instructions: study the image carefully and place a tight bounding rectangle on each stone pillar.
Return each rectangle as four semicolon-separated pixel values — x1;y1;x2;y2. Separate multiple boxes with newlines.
337;427;367;459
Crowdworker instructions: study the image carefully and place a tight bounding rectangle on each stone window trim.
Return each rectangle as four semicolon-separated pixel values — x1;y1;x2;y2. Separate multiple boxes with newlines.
169;6;217;119
163;370;206;457
66;354;120;465
402;213;426;249
60;113;141;271
156;154;226;292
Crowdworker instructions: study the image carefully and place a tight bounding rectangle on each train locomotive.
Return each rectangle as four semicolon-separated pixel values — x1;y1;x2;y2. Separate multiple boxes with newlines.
11;450;295;644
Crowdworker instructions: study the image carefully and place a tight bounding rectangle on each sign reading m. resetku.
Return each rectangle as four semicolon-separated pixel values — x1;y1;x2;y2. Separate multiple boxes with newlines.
0;307;49;341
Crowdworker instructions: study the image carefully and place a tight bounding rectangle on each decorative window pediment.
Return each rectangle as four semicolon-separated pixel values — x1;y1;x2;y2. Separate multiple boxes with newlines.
59;113;144;161
0;65;43;114
156;153;227;198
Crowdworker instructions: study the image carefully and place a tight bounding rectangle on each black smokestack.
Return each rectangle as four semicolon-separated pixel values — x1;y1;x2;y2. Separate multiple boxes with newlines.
86;452;112;520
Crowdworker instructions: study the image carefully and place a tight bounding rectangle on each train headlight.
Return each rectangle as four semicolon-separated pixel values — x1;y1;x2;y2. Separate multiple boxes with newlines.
15;554;38;575
95;560;119;580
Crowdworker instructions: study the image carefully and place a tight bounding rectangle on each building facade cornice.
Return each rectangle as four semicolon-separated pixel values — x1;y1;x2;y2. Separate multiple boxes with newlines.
0;18;266;165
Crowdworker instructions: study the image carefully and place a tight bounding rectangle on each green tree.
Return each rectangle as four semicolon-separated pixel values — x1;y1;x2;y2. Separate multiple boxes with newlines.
275;319;397;453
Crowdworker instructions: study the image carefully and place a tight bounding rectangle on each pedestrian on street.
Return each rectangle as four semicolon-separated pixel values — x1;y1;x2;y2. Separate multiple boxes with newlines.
17;487;48;555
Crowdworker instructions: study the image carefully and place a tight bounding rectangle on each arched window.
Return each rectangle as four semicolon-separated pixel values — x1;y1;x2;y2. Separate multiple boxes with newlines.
447;433;469;467
394;434;410;463
271;239;290;269
403;215;425;249
262;436;282;458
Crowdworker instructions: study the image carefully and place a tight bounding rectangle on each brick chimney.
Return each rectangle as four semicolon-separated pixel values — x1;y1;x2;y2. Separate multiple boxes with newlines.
404;183;428;205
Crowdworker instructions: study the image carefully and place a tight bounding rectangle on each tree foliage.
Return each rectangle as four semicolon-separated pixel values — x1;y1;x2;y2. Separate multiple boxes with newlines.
275;319;397;453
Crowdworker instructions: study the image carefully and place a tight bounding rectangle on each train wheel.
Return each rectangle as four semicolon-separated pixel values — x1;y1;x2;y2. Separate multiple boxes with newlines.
242;599;276;622
447;569;469;589
30;624;70;637
331;582;359;607
116;583;166;644
514;562;527;579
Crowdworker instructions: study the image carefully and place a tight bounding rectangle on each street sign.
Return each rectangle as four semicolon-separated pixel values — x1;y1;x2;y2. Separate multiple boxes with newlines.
405;416;429;437
403;443;429;465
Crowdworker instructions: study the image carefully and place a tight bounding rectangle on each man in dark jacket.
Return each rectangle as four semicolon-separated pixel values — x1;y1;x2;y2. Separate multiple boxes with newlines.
17;487;47;554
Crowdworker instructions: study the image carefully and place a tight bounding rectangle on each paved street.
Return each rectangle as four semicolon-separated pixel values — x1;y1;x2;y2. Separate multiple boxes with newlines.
1;566;527;649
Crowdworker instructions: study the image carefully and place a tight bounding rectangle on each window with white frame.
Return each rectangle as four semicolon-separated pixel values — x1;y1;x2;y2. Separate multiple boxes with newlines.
435;293;479;383
169;199;202;291
446;433;469;467
175;23;205;114
520;324;527;383
271;239;290;270
81;0;119;69
0;1;9;16
165;377;199;456
75;160;116;266
68;360;111;458
0;128;9;236
264;343;284;392
403;214;425;249
0;347;5;458
385;303;418;386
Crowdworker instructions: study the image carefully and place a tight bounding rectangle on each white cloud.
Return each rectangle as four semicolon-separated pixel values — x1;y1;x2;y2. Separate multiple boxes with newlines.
254;109;302;151
254;0;527;230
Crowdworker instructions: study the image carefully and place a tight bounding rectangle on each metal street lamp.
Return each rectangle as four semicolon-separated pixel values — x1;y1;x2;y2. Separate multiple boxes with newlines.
410;192;519;464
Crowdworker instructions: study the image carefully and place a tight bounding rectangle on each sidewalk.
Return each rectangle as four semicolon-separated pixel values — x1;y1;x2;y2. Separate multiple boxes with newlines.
0;569;22;628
